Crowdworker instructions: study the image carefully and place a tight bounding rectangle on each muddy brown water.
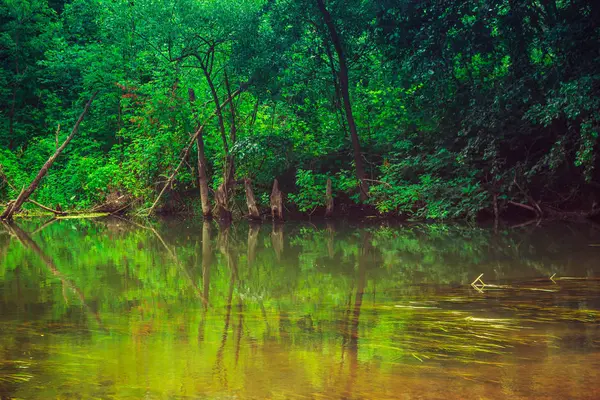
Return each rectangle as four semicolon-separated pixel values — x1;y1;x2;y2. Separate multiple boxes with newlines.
1;218;599;399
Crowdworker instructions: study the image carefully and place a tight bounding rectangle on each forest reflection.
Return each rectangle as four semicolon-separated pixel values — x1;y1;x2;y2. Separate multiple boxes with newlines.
1;218;599;399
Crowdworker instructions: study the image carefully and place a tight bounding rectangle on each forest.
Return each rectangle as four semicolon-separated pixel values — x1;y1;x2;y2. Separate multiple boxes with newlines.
1;0;599;221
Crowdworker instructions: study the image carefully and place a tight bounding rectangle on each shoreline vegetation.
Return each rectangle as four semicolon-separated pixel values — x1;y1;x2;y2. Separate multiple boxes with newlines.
2;200;599;226
1;1;599;223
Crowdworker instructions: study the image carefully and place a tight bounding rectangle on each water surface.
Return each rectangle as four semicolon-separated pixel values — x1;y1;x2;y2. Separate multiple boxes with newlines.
1;218;599;399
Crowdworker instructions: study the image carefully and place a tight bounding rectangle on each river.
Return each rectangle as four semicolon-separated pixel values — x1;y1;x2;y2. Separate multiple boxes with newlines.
1;218;599;399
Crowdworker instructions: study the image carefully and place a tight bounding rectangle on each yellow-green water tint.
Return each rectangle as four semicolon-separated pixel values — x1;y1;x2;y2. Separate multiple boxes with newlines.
1;218;599;399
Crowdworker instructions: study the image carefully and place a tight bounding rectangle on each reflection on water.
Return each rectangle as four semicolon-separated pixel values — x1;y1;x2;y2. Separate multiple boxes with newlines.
1;218;599;399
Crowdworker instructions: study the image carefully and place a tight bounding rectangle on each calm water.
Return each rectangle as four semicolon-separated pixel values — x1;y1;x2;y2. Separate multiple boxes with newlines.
1;218;599;399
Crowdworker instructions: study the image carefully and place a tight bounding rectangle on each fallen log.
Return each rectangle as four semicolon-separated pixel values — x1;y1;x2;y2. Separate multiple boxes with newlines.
1;92;97;220
0;174;66;216
508;200;539;216
27;199;66;216
2;186;24;219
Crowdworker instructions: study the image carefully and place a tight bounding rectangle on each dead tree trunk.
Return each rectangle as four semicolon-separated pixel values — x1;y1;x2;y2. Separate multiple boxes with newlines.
325;178;334;218
197;138;212;219
1;93;97;220
27;199;66;216
244;178;261;220
2;186;24;220
270;179;283;221
215;183;232;221
0;174;65;216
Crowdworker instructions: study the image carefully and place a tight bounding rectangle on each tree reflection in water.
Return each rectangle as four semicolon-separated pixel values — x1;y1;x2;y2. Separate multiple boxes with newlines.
0;218;599;399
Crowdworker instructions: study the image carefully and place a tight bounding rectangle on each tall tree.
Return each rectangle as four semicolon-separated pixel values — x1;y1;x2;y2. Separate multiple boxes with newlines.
315;0;368;200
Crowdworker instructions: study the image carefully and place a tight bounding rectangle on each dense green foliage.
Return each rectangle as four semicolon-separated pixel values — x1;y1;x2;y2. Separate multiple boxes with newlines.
1;0;599;218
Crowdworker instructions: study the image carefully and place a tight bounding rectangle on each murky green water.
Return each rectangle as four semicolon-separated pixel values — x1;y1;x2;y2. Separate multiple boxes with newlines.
1;218;599;399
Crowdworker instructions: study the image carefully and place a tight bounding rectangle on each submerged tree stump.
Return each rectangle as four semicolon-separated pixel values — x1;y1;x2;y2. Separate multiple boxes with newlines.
325;178;334;218
270;179;283;221
244;178;261;220
215;183;232;221
197;145;212;219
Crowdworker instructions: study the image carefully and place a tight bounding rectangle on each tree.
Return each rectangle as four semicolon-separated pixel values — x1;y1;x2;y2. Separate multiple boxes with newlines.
315;0;368;200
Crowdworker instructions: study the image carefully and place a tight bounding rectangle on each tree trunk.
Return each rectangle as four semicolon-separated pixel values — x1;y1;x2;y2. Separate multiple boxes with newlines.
325;178;334;218
198;58;234;195
188;88;211;218
316;0;368;201
1;93;97;220
270;179;283;221
224;70;237;187
493;192;499;230
147;87;243;215
8;33;20;151
321;30;348;136
215;183;232;221
2;185;24;219
27;199;66;216
200;63;228;156
197;136;211;218
244;178;261;220
198;61;235;218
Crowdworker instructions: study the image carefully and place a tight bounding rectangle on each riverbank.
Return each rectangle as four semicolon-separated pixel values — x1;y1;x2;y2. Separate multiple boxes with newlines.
4;199;600;227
